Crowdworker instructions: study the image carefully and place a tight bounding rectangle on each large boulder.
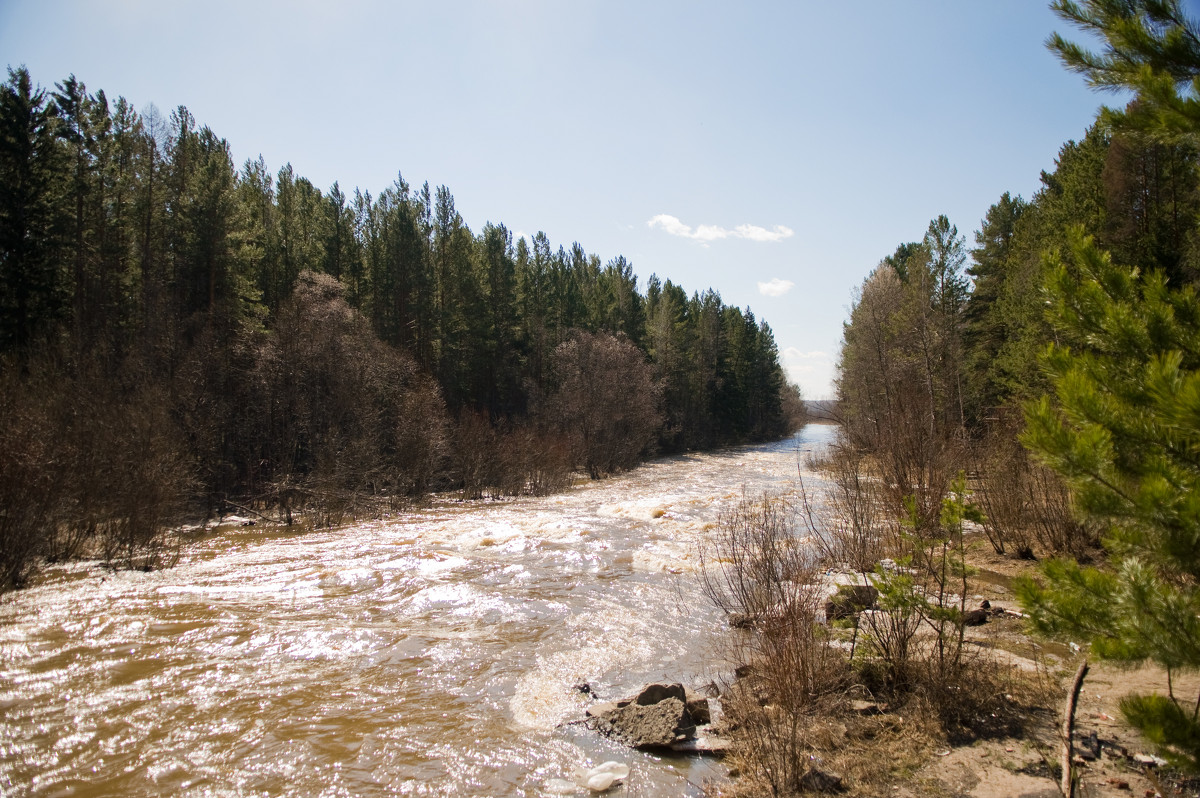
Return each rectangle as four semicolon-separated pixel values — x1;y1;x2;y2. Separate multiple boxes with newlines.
587;697;695;749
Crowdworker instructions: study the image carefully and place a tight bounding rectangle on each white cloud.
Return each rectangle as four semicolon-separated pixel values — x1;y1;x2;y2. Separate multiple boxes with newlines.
784;348;830;360
734;223;794;243
648;214;696;238
648;214;793;243
758;278;795;297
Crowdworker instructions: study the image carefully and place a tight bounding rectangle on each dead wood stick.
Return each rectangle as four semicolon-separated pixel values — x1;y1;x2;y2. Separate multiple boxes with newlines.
1062;658;1089;798
220;500;275;524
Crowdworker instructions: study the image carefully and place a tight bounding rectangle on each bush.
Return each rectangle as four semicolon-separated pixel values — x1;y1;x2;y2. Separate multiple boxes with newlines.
700;492;848;794
545;330;661;478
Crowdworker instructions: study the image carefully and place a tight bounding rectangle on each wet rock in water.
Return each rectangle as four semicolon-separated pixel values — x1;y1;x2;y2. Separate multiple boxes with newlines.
587;696;695;749
669;728;733;755
684;688;711;725
634;682;686;706
585;700;622;718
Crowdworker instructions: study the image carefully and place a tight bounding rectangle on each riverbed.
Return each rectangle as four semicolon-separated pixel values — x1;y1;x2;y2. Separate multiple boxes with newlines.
0;425;834;797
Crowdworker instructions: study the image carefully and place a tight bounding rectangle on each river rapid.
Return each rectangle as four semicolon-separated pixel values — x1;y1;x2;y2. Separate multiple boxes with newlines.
1;425;835;797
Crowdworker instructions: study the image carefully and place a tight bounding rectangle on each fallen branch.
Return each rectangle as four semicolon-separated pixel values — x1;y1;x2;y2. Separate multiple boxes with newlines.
1061;658;1089;798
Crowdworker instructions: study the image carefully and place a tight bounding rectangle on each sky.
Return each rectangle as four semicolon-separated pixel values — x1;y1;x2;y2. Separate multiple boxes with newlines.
1;1;1115;398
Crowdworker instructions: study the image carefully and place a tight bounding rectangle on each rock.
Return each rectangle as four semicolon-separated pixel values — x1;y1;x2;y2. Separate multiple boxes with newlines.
1133;752;1167;767
669;727;733;755
586;701;621;718
684;688;711;724
635;682;686;706
849;699;884;716
586;771;615;791
824;585;879;621
543;778;578;795
587;696;695;749
963;608;989;626
799;766;844;793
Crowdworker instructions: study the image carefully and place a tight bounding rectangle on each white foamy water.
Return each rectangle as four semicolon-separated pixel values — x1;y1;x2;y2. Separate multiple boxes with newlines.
0;426;834;797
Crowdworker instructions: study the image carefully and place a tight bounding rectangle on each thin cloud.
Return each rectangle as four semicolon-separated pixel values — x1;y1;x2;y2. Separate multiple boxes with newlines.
784;348;830;361
758;278;795;297
648;214;793;243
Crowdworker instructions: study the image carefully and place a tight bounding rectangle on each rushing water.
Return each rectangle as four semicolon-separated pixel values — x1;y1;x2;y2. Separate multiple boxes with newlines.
1;425;835;798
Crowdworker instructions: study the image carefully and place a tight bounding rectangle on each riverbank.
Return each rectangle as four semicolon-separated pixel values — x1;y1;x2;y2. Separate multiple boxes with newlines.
709;531;1200;798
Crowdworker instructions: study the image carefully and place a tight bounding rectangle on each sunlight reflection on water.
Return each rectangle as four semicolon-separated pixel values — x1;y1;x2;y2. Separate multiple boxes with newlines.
0;425;835;797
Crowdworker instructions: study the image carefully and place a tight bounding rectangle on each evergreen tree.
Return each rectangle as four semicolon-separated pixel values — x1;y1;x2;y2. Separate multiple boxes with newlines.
1016;0;1200;769
1018;229;1200;769
0;67;64;352
1049;0;1200;134
964;192;1027;415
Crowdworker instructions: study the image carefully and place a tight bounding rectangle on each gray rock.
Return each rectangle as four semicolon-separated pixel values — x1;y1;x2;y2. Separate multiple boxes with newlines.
587;697;695;749
824;585;879;621
684;688;711;725
669;726;733;755
585;701;621;718
634;682;686;706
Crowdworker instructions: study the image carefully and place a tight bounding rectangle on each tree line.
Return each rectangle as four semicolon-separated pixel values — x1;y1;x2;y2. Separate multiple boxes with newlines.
0;66;802;590
833;0;1200;771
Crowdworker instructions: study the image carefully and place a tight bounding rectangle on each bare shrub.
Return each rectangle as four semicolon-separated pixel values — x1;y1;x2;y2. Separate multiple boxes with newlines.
256;271;450;517
545;330;661;478
0;357;60;590
451;410;498;500
971;412;1094;558
807;437;889;576
1022;459;1096;556
700;492;848;794
0;348;192;583
493;422;573;497
90;381;190;570
449;412;573;500
970;422;1033;557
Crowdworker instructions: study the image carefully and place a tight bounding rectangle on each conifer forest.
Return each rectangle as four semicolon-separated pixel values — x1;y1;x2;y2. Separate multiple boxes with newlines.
0;66;799;590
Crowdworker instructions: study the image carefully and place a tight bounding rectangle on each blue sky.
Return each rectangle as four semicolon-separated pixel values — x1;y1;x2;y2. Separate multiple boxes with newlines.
1;1;1110;397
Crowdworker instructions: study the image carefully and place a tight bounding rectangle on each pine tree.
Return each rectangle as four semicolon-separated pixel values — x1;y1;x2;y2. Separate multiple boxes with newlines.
1018;229;1200;769
1015;2;1200;769
0;67;64;352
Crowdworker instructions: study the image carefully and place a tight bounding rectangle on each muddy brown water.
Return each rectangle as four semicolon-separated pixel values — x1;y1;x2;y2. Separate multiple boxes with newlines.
0;426;834;797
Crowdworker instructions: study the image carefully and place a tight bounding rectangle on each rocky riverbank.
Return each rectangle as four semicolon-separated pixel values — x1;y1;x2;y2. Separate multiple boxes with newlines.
697;535;1199;797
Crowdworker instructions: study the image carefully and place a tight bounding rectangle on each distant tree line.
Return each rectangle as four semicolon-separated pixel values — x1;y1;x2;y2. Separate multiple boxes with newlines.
0;66;802;590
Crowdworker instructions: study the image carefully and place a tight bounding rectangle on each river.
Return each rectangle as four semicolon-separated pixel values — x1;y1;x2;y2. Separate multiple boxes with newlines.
0;424;835;797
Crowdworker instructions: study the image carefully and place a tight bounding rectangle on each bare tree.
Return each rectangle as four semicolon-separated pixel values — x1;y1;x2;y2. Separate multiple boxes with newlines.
545;330;661;478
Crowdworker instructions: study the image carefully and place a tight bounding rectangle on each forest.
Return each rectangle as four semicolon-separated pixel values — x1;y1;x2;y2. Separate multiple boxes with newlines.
0;66;801;591
801;0;1200;782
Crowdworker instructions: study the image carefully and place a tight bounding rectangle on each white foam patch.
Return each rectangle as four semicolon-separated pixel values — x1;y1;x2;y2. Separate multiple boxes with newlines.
509;609;656;730
157;581;322;599
415;555;470;578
